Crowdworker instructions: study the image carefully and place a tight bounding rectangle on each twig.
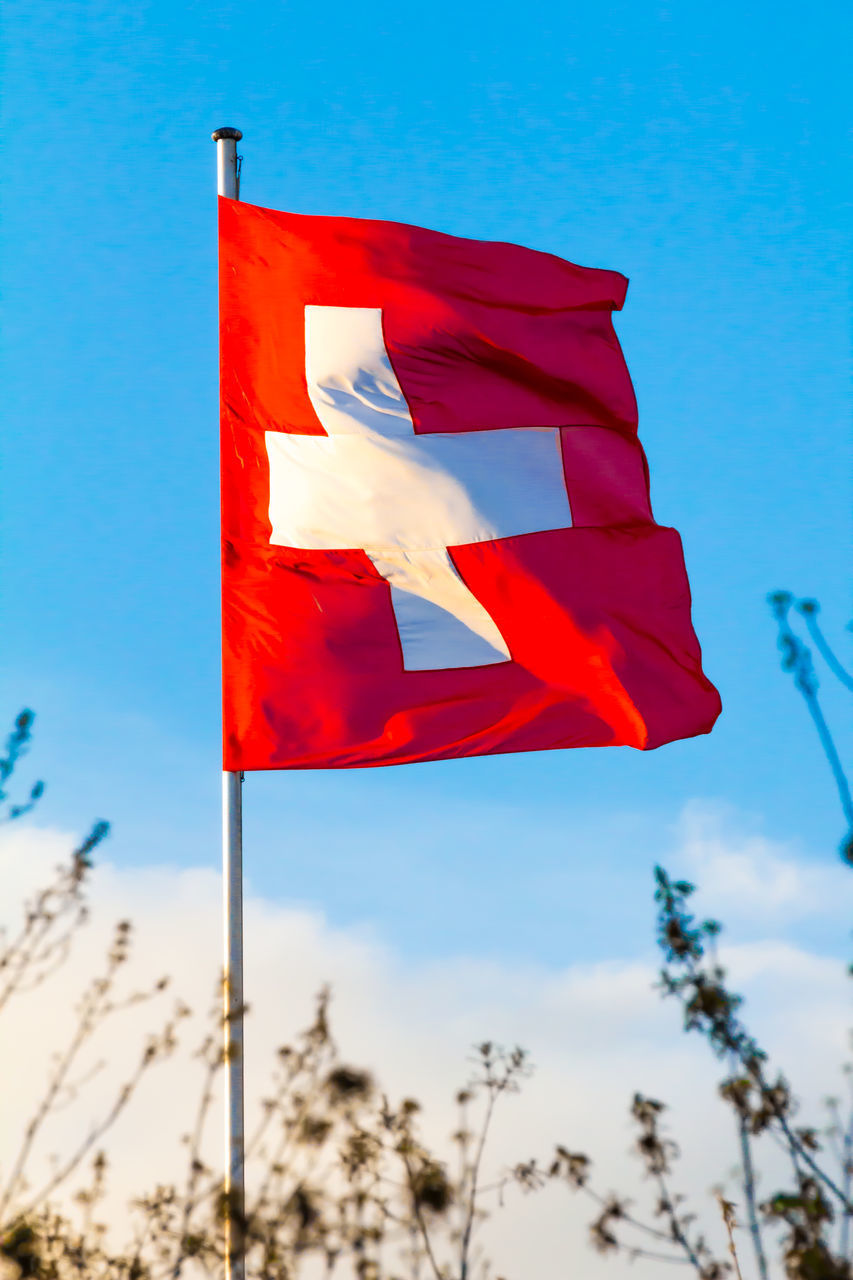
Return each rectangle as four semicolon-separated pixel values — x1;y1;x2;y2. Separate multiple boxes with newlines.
798;601;853;693
17;1015;178;1219
736;1113;769;1280
717;1194;744;1280
769;593;853;830
397;1150;444;1280
459;1089;498;1280
653;1167;705;1275
840;1078;853;1259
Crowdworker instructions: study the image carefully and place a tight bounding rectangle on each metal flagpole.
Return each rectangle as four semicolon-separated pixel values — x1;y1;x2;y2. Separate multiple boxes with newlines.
212;125;245;1280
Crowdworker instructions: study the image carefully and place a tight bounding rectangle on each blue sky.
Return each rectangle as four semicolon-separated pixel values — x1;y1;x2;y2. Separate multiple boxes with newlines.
2;0;851;967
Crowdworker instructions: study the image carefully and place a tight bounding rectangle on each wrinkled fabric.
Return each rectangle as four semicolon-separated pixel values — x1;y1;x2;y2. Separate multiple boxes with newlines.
219;197;720;769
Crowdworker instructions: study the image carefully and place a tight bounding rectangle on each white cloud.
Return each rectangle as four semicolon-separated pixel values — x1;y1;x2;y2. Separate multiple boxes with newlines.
677;800;853;923
0;818;849;1279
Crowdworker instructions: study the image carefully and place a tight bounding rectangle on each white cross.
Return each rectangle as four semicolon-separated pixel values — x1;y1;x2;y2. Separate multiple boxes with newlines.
265;306;573;670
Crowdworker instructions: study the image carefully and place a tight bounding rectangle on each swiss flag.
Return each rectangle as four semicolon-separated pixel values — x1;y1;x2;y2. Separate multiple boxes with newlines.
219;197;720;770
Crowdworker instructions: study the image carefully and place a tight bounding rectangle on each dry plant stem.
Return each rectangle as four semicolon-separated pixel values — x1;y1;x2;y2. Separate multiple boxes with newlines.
717;1198;744;1280
772;1090;852;1210
799;677;853;829
659;870;853;1221
0;936;125;1218
250;1042;329;1212
0;710;43;822
841;1090;853;1258
130;1213;156;1278
800;606;853;693
736;1114;769;1280
459;1089;498;1280
456;1094;471;1235
0;915;58;1011
579;1184;678;1247
410;1218;422;1280
620;1247;700;1265
246;997;337;1219
401;1152;444;1280
654;1168;704;1274
12;930;79;999
18;1037;164;1219
0;876;85;1014
770;594;853;830
169;1041;221;1277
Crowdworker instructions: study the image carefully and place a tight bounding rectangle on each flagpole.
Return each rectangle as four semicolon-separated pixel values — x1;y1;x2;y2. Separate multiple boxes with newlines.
212;125;245;1280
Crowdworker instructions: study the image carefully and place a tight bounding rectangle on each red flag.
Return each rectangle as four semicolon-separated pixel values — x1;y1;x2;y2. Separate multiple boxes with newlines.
219;197;720;770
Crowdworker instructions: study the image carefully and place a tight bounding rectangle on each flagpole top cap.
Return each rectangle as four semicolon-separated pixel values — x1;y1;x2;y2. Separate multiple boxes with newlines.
212;127;243;142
